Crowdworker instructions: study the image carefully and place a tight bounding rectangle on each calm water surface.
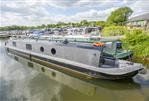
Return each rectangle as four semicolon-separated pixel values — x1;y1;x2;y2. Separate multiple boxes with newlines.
0;39;149;101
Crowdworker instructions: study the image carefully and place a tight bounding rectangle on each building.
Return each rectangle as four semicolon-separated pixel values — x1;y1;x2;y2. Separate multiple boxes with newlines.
127;11;149;31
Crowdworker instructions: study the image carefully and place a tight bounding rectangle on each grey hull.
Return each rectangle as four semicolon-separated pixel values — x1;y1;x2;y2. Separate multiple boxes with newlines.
6;47;142;80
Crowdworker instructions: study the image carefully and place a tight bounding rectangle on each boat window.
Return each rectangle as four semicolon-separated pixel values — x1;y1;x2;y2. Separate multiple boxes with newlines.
104;42;115;54
51;48;56;55
40;46;44;52
26;44;32;50
12;41;16;47
116;41;122;49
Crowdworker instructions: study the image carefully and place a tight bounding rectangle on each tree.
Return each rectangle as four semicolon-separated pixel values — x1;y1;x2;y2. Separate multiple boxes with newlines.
80;20;89;26
107;7;133;25
95;21;106;27
41;24;46;28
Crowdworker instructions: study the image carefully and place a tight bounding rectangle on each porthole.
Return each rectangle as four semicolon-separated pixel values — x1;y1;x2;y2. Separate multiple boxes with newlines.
28;62;33;68
51;48;56;55
14;56;19;61
41;67;45;72
40;47;44;52
52;72;56;77
6;48;9;52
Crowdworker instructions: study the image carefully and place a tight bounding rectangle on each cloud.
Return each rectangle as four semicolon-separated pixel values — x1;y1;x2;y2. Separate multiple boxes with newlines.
1;0;149;26
46;0;80;8
129;0;149;12
1;0;52;26
62;8;118;22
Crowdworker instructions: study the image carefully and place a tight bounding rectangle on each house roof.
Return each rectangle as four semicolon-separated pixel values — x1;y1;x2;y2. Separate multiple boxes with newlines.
128;11;149;22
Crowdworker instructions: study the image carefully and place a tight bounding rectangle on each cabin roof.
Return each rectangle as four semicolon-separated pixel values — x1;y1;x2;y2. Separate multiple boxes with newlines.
12;39;103;50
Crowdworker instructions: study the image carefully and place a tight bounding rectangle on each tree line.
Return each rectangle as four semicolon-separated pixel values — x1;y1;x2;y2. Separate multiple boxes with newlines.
0;7;132;31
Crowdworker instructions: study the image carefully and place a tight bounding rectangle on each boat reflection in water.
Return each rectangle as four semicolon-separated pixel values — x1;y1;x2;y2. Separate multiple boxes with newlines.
8;53;141;96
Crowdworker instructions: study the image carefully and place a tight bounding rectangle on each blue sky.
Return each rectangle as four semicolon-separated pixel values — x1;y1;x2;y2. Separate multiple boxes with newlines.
1;0;149;26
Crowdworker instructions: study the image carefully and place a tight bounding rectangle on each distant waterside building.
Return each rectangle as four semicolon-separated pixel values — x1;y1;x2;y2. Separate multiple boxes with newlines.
126;11;149;31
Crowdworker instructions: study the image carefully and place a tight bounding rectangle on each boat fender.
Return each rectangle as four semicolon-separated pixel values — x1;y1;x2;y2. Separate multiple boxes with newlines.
63;39;69;44
5;41;8;46
93;42;105;47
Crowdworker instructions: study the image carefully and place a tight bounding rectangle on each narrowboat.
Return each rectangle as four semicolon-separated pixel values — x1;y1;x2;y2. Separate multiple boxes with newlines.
5;38;143;80
38;35;133;59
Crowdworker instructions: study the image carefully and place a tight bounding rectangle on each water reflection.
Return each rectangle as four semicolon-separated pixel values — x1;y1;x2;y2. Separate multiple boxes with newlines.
0;39;149;101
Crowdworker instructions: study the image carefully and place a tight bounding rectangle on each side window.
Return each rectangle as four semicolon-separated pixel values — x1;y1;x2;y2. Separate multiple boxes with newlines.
51;48;56;55
26;44;32;50
12;41;16;47
40;47;44;52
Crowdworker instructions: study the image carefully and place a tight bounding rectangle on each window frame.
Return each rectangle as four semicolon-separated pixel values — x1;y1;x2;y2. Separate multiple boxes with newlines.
12;41;16;47
26;44;32;50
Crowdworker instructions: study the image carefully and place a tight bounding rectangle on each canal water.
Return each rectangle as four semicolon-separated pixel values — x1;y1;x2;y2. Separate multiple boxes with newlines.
0;39;149;101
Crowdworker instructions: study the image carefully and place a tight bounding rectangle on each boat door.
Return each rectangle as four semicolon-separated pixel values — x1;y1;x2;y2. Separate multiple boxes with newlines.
89;50;101;67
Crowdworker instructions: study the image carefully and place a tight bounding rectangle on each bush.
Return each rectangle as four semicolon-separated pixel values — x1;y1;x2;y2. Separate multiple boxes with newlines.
102;26;129;36
131;42;149;57
122;29;149;57
102;26;149;58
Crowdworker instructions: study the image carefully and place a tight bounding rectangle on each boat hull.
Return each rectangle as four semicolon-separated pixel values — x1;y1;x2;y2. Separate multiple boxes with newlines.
6;47;141;80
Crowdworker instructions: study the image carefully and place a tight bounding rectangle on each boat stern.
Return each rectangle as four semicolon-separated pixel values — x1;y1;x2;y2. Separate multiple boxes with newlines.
96;60;144;80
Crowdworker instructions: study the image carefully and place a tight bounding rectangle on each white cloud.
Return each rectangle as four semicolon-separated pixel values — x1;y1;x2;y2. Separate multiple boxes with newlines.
130;0;149;12
62;8;118;22
1;0;149;26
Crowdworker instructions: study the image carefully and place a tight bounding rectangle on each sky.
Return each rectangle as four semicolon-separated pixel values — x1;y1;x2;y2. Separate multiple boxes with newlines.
0;0;149;26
